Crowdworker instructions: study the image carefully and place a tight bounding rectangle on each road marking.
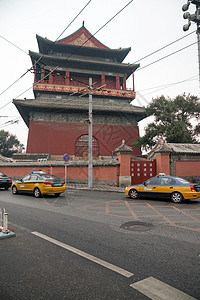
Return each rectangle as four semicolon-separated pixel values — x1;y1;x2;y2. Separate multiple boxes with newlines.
124;200;139;219
131;277;197;300
105;201;110;214
171;205;200;223
32;231;133;278
145;202;176;226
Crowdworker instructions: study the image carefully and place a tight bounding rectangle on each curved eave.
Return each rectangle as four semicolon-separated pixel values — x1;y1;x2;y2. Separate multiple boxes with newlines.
36;34;131;62
29;50;140;76
13;100;30;127
13;99;146;127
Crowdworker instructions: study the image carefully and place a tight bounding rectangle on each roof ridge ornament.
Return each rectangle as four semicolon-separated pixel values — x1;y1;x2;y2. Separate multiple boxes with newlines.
114;139;133;155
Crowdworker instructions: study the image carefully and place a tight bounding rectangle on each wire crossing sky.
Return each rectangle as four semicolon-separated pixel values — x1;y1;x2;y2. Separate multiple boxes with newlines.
0;0;199;147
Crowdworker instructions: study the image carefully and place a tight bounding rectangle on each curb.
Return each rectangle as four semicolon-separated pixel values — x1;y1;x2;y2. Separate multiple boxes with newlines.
67;185;124;193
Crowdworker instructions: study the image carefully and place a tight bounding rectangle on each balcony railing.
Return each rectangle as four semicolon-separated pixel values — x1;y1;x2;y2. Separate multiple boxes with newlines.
33;83;136;99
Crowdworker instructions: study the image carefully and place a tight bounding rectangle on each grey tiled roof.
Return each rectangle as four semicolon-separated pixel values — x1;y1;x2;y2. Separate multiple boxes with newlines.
167;143;200;154
0;154;13;162
148;140;200;159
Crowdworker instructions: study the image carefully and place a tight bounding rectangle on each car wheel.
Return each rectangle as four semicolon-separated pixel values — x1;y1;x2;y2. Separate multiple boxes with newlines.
12;185;18;195
171;192;183;203
34;187;41;198
54;193;61;197
129;189;139;199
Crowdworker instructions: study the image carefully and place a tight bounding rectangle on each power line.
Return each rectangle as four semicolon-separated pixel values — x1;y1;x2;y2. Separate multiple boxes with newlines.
134;75;199;107
0;35;28;55
0;117;21;129
0;0;92;100
6;74;198;131
0;115;20;118
12;31;198;104
0;70;31;98
2;36;197;113
0;0;196;105
16;66;59;99
32;0;92;69
0;0;197;117
137;40;197;71
137;75;198;94
30;38;198;105
0;0;136;120
133;30;196;64
31;0;136;72
12;39;199;123
11;0;136;101
90;0;135;40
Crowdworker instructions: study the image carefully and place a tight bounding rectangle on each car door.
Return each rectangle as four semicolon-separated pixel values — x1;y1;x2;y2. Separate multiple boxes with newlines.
140;177;160;198
29;174;40;192
156;177;176;199
17;175;31;191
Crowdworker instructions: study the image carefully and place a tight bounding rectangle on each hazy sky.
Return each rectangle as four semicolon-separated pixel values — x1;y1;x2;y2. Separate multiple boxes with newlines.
0;0;199;149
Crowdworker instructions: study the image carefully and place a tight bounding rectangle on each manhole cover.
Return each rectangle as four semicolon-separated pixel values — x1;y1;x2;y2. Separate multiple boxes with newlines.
120;221;153;232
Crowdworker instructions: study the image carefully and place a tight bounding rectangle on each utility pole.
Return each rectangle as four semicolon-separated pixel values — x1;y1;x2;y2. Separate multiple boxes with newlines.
76;78;105;189
182;0;200;87
88;77;93;189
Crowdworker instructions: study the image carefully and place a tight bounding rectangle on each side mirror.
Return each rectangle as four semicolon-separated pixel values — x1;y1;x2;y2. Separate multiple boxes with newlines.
143;182;147;186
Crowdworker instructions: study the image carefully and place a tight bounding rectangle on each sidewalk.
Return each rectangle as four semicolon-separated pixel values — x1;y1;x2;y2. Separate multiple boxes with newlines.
67;183;124;193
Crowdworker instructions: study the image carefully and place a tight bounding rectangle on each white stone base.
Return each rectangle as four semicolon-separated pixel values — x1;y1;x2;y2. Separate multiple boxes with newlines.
119;176;131;187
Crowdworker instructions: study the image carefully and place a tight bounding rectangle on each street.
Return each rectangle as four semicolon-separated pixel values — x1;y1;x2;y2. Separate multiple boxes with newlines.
0;188;200;299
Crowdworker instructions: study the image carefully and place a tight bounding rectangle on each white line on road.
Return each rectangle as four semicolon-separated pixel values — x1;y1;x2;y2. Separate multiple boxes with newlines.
32;231;134;278
131;276;197;300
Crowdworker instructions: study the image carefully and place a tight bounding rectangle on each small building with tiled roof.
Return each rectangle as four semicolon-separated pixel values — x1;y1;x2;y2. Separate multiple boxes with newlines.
147;139;200;182
148;140;200;159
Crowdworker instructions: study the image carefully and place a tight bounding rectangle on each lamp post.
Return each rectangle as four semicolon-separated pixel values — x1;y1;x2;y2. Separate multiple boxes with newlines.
182;0;200;87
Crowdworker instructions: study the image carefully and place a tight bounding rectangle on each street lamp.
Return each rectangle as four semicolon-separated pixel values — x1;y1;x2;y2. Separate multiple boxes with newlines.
182;0;200;86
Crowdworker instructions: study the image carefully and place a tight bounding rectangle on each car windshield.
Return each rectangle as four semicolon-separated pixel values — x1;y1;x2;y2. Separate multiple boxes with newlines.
175;177;190;184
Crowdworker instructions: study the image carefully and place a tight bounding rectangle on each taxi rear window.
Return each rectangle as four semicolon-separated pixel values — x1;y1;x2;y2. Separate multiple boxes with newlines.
175;177;190;184
41;174;61;181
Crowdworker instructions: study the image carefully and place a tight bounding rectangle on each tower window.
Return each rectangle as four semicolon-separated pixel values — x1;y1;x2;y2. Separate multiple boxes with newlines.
75;135;98;157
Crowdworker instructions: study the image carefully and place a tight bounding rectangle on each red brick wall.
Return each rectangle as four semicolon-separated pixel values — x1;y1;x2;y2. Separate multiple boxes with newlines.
26;121;141;156
118;154;130;176
156;154;170;175
0;165;119;184
176;161;200;176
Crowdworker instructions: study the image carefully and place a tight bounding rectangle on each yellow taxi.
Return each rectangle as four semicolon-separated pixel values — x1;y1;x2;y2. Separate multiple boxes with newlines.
11;172;66;198
125;174;200;203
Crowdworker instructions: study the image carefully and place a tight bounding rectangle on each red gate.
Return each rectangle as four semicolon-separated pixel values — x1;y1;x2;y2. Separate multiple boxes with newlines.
130;160;156;185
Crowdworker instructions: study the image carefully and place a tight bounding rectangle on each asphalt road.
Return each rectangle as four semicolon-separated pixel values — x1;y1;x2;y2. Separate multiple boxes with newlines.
0;188;200;300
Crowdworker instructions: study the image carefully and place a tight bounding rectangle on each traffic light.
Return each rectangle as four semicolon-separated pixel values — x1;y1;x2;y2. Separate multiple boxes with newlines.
191;0;200;6
182;2;190;11
182;0;200;31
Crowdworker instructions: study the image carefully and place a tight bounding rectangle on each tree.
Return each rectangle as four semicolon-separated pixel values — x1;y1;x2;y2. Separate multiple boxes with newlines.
133;94;200;151
0;130;25;157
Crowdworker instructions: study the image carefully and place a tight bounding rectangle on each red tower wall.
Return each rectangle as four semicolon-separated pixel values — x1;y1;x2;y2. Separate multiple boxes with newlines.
26;121;141;156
